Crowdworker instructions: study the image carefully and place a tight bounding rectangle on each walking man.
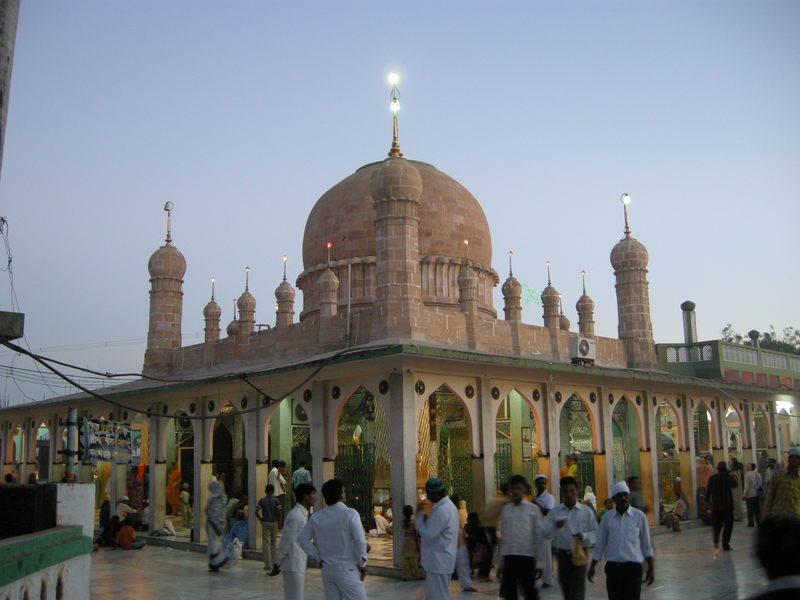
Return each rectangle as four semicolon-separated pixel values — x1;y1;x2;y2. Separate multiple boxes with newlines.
705;461;738;550
743;462;763;526
298;479;367;600
291;463;311;490
256;484;282;571
498;474;546;600
534;474;556;589
544;476;598;600
417;477;459;599
764;447;800;518
588;481;654;600
269;460;287;527
274;483;316;600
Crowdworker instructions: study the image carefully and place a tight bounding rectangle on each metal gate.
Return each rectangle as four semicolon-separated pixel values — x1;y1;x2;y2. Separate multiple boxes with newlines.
575;453;595;491
335;443;375;523
495;443;512;491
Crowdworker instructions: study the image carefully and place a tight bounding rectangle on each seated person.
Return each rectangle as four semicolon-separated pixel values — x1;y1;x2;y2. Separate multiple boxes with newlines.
369;510;393;536
663;492;688;531
117;518;145;549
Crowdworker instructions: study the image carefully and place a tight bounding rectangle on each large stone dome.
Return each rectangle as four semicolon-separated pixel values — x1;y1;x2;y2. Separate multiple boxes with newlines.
297;159;498;320
302;160;492;270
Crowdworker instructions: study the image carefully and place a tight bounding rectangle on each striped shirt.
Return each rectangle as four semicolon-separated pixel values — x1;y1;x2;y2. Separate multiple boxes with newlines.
764;471;800;518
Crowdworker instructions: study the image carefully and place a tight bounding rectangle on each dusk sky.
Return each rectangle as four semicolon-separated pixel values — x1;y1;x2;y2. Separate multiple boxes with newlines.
1;1;797;405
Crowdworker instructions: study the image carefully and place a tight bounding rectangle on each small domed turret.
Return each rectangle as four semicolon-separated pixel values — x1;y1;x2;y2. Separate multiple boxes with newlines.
226;319;240;337
204;299;221;321
369;157;423;205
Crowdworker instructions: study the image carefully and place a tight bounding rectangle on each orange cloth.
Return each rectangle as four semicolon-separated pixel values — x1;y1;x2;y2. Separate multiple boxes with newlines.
117;525;137;550
166;465;182;514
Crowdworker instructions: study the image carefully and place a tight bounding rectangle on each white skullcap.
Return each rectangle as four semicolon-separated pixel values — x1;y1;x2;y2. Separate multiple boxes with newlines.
610;481;630;497
789;447;800;457
534;474;547;481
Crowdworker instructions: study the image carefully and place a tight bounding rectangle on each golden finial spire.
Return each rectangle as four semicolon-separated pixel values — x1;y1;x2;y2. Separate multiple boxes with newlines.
388;72;403;158
326;242;332;265
282;255;288;282
163;201;174;244
580;270;587;294
620;193;632;238
508;251;514;277
210;277;216;301
545;260;552;285
244;266;251;291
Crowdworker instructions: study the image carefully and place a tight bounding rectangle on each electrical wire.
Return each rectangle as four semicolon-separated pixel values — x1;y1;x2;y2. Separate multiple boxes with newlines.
1;340;392;420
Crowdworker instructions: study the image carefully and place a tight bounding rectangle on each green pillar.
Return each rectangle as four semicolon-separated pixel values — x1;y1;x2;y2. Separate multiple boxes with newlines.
269;400;293;513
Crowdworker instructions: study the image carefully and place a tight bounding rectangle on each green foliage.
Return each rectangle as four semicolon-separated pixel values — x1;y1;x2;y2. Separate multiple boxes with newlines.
721;324;800;355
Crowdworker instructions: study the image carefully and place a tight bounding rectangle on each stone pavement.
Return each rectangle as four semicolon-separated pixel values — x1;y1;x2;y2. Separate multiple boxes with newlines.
91;524;768;600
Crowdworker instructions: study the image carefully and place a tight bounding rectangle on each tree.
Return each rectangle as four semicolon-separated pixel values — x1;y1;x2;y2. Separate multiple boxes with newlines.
721;324;800;356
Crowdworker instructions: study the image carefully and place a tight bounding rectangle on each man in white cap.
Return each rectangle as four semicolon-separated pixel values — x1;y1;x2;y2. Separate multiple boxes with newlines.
764;447;800;518
588;481;654;600
533;474;556;588
544;476;598;600
417;477;459;599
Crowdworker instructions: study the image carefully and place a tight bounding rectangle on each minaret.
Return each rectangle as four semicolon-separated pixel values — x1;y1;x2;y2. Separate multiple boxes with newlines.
541;261;560;330
203;278;221;342
237;267;256;334
457;259;478;314
610;193;656;368
144;202;186;374
318;265;339;317
275;255;295;327
576;270;595;336
370;72;423;338
226;298;240;337
558;296;571;331
501;251;522;321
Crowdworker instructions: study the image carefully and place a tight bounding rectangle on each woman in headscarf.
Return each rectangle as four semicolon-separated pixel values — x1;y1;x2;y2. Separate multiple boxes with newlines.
583;485;597;513
206;480;229;572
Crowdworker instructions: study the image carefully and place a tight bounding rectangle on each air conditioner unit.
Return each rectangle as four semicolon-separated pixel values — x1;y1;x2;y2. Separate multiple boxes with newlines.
570;337;597;364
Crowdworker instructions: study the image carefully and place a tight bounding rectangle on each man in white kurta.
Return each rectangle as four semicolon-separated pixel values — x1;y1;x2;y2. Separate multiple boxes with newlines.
274;483;316;600
417;478;459;599
534;474;556;588
298;479;368;600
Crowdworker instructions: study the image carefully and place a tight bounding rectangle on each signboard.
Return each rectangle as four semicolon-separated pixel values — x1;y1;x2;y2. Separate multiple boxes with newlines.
80;418;132;463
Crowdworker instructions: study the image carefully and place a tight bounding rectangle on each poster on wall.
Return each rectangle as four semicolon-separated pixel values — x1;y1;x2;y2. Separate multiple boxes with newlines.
80;418;132;463
521;427;533;461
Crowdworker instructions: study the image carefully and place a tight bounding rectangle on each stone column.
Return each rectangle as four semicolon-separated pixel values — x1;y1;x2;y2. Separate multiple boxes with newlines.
641;393;660;525
478;378;496;508
387;371;419;568
310;380;335;512
545;383;561;501
598;389;614;499
148;414;167;530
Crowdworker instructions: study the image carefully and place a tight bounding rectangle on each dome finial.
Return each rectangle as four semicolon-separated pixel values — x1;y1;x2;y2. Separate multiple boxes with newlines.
232;298;238;320
620;193;632;238
326;242;332;265
210;277;216;301
559;294;564;315
508;250;513;277
545;260;552;286
163;201;174;244
244;266;251;291
282;255;288;282
387;72;403;158
580;270;587;294
463;239;470;263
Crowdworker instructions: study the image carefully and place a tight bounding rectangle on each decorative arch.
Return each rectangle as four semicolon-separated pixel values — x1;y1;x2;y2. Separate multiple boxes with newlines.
610;396;642;483
558;393;597;491
611;395;645;449
494;388;540;490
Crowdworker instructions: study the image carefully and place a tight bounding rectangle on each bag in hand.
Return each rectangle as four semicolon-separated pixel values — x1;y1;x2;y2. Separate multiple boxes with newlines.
571;537;589;567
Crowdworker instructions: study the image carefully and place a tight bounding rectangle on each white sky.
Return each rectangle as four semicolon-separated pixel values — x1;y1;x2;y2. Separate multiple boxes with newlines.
1;1;798;404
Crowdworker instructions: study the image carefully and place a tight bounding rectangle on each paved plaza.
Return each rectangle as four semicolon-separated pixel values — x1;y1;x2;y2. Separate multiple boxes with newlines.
91;524;768;600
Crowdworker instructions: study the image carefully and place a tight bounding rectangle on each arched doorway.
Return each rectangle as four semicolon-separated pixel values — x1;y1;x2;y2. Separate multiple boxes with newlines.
611;399;640;483
494;390;538;490
334;386;390;523
419;386;473;507
165;410;194;535
693;404;714;465
656;401;680;506
753;407;769;457
212;402;246;498
559;395;595;491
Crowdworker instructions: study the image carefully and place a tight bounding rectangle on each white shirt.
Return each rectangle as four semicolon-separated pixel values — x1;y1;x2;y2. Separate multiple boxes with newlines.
499;499;546;558
275;503;310;572
269;467;286;495
744;470;763;498
417;496;459;574
535;491;556;513
297;502;367;569
116;502;138;520
593;506;653;564
544;502;599;551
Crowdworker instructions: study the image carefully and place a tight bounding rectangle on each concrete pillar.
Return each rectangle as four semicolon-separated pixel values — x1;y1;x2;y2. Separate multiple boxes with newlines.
642;392;660;525
194;462;213;543
310;380;335;512
109;463;127;508
245;399;270;550
599;389;614;499
478;378;496;506
270;399;293;516
545;383;561;501
148;414;167;530
387;371;419;568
